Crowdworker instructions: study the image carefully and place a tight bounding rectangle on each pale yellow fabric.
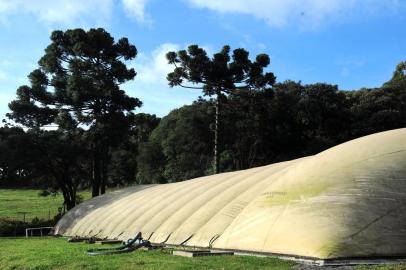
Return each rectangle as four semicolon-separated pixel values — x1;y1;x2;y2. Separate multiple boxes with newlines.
54;128;406;259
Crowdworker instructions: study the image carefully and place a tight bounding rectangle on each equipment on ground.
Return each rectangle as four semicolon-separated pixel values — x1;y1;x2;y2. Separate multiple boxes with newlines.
86;232;151;256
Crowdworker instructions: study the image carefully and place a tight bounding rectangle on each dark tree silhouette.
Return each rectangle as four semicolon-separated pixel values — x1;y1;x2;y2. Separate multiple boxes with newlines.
7;28;141;197
166;45;275;174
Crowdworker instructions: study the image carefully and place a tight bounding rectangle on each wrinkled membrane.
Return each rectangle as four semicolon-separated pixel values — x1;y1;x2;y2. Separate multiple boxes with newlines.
54;128;406;259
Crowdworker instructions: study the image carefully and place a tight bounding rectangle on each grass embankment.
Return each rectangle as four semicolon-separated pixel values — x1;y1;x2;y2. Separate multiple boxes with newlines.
0;189;91;221
0;237;294;270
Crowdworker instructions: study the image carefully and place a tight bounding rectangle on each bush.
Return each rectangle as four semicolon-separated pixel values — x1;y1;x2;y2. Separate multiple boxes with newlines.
38;189;58;197
0;216;57;237
38;190;51;197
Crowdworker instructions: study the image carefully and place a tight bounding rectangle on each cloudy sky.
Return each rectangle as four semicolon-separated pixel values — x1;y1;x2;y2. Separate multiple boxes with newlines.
0;0;405;118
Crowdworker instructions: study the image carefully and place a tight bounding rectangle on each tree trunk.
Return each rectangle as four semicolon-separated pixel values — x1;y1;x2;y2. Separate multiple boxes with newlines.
214;90;221;174
92;102;102;197
92;149;101;197
65;196;76;211
100;155;107;195
61;174;76;211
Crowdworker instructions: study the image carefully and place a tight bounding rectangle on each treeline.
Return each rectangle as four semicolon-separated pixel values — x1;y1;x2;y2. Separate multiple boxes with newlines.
0;113;159;206
136;70;406;183
2;66;405;188
0;27;405;210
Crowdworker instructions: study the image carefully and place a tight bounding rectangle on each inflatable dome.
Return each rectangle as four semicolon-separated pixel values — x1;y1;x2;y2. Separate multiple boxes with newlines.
54;128;406;260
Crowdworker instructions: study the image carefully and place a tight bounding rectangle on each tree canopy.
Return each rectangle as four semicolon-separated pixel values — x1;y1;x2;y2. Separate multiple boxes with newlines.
137;62;406;182
166;45;275;173
6;28;143;206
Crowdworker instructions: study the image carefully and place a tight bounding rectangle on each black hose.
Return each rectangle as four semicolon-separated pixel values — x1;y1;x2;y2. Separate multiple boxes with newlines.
87;232;151;256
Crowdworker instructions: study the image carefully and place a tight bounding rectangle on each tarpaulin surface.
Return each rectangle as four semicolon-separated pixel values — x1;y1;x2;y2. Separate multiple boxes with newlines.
54;128;406;259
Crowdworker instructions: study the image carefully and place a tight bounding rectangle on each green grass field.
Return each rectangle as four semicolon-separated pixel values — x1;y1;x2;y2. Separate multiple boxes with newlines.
0;237;295;270
0;189;91;221
0;237;406;270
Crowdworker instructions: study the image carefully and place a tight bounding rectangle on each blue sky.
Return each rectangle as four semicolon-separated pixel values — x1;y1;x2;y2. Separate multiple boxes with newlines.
0;0;405;118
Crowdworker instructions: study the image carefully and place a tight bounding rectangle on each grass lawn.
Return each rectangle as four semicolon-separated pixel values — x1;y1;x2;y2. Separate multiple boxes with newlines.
0;189;91;221
0;237;295;270
0;238;406;270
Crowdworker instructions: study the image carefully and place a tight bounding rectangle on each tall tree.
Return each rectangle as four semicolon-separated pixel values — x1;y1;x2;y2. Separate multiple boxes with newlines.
134;62;406;184
7;28;141;197
166;45;275;174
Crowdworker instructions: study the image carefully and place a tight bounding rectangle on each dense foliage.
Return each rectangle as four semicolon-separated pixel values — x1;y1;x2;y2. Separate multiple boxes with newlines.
6;28;141;199
137;62;406;182
166;45;275;173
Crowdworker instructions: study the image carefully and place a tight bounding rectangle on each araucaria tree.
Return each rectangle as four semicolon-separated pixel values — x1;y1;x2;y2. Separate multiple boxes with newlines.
166;45;275;174
8;28;141;198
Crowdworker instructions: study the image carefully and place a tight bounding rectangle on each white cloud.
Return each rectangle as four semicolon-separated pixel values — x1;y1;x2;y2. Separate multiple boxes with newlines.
136;43;180;85
135;42;213;86
185;0;400;29
0;0;114;25
0;91;14;123
0;0;152;25
123;43;201;116
122;0;151;23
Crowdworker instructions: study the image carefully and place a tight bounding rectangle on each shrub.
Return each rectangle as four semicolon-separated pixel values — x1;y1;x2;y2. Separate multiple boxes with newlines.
0;217;57;237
